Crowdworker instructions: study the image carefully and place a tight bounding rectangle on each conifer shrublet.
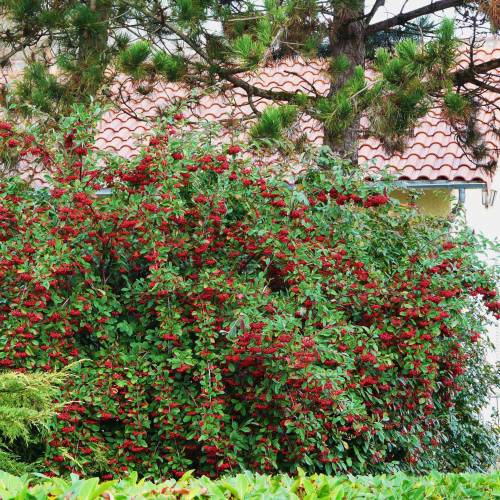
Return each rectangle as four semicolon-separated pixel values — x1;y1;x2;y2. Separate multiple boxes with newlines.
0;370;69;474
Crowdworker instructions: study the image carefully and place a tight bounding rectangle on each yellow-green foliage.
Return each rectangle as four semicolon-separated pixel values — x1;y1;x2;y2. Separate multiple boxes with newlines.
0;371;66;444
0;370;68;474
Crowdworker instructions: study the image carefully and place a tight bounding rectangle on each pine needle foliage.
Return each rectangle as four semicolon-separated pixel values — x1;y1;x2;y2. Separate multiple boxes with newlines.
118;41;151;79
250;104;298;142
0;369;68;474
14;63;66;116
316;66;366;144
365;19;460;152
231;34;267;67
173;0;209;26
153;52;187;81
443;91;472;122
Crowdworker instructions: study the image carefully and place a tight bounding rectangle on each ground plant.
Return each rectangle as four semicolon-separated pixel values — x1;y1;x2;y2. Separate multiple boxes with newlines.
0;470;499;499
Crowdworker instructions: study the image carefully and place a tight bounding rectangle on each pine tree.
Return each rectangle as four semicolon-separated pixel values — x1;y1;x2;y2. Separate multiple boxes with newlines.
0;0;499;161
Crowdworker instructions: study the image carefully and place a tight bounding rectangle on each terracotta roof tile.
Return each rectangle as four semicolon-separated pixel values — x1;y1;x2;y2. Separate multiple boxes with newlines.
4;39;499;185
93;38;499;185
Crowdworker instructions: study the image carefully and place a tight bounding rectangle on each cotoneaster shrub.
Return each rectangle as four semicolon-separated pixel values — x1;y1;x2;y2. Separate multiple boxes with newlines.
0;107;498;479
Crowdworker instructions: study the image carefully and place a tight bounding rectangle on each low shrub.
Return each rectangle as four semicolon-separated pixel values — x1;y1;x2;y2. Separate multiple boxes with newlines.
0;107;498;478
0;469;499;499
0;370;68;475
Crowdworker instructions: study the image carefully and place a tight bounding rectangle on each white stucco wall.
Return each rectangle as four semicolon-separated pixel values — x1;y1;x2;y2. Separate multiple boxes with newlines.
464;174;500;246
463;174;500;362
462;171;500;421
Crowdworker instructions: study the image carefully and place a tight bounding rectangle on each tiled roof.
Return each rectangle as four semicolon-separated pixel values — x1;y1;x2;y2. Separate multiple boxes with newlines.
96;38;500;186
359;40;500;185
5;38;500;186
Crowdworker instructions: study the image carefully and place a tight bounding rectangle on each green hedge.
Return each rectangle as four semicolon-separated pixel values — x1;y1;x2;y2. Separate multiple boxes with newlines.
0;470;498;499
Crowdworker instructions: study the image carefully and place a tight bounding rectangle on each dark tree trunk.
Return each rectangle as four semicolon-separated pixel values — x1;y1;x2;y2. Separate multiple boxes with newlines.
76;0;112;93
326;2;366;163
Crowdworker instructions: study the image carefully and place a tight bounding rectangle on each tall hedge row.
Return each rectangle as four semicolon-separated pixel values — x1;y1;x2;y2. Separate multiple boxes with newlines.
0;108;498;477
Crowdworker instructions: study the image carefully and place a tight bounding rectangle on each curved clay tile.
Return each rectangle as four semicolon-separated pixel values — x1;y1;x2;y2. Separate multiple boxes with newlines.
88;38;500;185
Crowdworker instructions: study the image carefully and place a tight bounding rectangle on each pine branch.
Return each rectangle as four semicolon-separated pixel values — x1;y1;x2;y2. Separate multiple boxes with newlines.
0;46;22;67
467;77;500;93
284;71;319;96
453;57;500;89
0;33;45;67
366;0;466;34
159;20;300;103
365;0;386;24
221;70;300;102
124;3;299;103
247;93;261;116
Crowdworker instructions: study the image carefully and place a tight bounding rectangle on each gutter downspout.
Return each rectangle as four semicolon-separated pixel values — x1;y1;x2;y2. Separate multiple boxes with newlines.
458;187;466;206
